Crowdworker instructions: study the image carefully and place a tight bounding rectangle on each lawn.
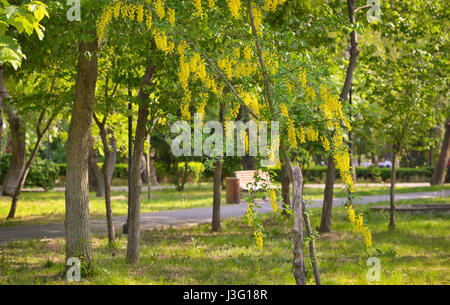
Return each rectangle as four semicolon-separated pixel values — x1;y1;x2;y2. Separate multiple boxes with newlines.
0;184;449;227
0;196;448;285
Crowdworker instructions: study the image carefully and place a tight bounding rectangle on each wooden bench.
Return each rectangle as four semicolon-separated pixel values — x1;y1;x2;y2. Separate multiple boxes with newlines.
234;170;272;191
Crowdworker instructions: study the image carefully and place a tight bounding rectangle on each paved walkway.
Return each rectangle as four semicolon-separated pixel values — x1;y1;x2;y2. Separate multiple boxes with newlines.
21;183;430;192
0;190;448;244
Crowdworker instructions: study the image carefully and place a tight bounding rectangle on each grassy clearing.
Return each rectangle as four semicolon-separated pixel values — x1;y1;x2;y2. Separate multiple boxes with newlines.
0;184;449;227
0;196;448;285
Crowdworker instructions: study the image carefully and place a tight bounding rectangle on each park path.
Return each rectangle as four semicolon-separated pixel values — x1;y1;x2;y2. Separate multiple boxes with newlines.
21;182;430;192
0;190;448;244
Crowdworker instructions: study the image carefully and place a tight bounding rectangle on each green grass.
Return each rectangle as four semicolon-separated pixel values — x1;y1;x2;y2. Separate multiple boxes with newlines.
0;196;448;285
0;184;449;227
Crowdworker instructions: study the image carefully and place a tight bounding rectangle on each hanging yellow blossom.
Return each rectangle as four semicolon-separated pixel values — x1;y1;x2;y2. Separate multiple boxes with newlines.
156;0;165;20
254;231;263;249
226;0;241;18
193;0;203;15
168;8;176;26
346;205;372;248
269;189;278;212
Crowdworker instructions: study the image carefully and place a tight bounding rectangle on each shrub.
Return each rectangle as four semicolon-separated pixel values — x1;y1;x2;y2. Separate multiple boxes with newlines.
0;155;59;190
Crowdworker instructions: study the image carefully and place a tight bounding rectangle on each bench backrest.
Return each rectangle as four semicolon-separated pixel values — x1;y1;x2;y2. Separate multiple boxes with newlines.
234;170;271;190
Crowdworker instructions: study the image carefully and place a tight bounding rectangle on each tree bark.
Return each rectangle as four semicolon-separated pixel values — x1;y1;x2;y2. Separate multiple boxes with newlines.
126;64;154;264
93;114;116;245
281;162;291;214
149;148;158;186
65;38;98;265
1;108;26;197
431;119;450;185
389;145;399;230
88;135;105;197
292;166;306;285
8;111;55;219
302;199;321;285
319;155;335;233
212;103;225;232
0;66;7;181
146;136;151;200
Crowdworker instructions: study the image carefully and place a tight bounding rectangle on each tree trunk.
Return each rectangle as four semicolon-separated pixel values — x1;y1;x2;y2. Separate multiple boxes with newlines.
8;113;55;218
321;0;359;231
88;135;105;197
146;136;151;200
389;145;399;230
212;159;223;232
1;108;26;197
126;64;154;264
0;66;7;181
281;162;291;214
212;103;225;232
302;199;321;285
65;39;98;265
149;148;158;186
94;115;116;245
320;155;335;233
292;166;306;285
431;119;450;185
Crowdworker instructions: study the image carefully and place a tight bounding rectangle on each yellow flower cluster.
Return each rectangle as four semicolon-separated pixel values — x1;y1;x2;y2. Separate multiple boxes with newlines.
218;56;233;80
181;102;191;121
196;94;208;119
97;1;154;42
168;8;176;26
193;0;203;15
299;68;307;89
306;126;319;142
346;205;373;248
226;0;241;18
156;0;165;19
263;0;287;12
241;91;260;117
280;103;297;148
263;51;279;75
321;136;331;151
157;117;167;126
297;128;306;144
254;231;264;249
253;6;263;36
244;202;255;227
154;30;174;54
208;0;217;8
269;189;278;212
244;45;252;61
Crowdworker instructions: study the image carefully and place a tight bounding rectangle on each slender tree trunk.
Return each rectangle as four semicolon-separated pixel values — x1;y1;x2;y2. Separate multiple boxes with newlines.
102;139;115;244
389;145;399;230
321;0;359;231
431;119;450;185
65;38;98;265
146;136;151;200
212;159;223;232
93;115;116;245
281;163;291;214
320;155;335;233
292;166;306;285
126;64;154;264
88;135;105;197
149;148;158;186
2;108;26;196
8;111;55;219
0;66;7;182
212;103;225;232
302;200;321;285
